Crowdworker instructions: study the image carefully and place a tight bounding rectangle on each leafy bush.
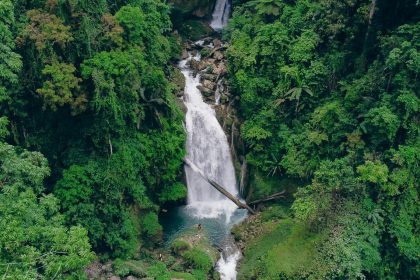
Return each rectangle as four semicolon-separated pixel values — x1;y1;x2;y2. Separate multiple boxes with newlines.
183;248;213;273
147;262;171;280
171;239;191;255
261;205;290;222
200;47;212;57
158;182;187;203
192;269;208;280
142;212;163;242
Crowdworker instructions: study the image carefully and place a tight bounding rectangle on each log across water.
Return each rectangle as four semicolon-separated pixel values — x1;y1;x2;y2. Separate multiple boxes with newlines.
184;159;256;215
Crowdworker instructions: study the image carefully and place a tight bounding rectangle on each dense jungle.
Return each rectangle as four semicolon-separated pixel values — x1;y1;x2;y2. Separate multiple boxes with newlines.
0;0;418;279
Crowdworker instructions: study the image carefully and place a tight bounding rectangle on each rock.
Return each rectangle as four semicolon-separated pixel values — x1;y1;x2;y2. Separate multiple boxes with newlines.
189;59;204;72
197;85;214;97
213;51;224;61
175;97;187;113
109;276;120;280
171;68;186;94
181;48;189;59
126;276;139;280
206;58;216;64
201;73;217;81
203;80;216;90
213;62;227;75
101;262;112;272
213;38;222;48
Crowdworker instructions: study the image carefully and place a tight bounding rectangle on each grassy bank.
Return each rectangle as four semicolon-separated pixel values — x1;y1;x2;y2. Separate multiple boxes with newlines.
234;206;325;279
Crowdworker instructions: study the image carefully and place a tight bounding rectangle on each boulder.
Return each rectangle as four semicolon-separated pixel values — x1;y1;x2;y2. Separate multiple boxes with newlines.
201;73;217;81
171;68;186;95
181;48;189;59
197;85;214;97
213;62;227;75
189;59;205;72
213;51;224;61
203;80;216;91
213;38;222;48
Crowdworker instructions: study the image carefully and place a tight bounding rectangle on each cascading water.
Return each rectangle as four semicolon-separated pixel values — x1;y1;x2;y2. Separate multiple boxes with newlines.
180;52;238;221
177;45;245;279
210;0;231;30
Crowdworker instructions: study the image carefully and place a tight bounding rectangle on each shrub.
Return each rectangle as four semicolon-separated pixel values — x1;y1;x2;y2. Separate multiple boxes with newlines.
147;262;171;280
183;248;213;273
142;212;162;242
192;269;207;280
171;239;191;255
200;47;211;57
261;205;290;222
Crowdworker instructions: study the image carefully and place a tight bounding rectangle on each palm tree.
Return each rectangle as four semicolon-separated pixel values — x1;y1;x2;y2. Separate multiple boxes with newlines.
274;66;313;112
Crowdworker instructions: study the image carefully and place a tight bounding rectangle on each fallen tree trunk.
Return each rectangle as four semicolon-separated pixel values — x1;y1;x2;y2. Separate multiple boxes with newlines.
183;159;256;215
248;190;286;206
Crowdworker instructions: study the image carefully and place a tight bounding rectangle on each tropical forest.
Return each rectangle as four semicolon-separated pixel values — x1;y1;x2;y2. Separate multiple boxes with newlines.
0;0;418;279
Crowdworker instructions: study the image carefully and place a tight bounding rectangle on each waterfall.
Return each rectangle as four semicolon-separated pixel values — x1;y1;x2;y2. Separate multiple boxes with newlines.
210;0;231;30
179;46;243;280
180;53;238;221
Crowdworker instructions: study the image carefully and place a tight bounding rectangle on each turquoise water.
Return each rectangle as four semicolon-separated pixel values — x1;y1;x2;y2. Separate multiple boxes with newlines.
160;205;247;247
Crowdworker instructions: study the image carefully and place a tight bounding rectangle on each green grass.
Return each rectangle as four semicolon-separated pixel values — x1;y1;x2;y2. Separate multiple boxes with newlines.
238;219;324;279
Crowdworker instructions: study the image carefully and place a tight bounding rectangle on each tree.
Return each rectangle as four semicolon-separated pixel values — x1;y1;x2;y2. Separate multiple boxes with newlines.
20;9;73;52
0;0;22;114
37;62;87;114
0;140;94;279
275;66;314;113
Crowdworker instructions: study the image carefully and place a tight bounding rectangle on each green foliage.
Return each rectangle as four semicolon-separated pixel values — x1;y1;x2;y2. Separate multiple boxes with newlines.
0;142;94;279
228;0;420;278
113;259;148;277
0;0;186;270
0;0;22;114
37;62;87;114
21;9;73;52
158;182;187;203
147;262;171;280
81;48;145;127
171;239;191;255
54;149;154;258
142;212;163;241
183;248;213;273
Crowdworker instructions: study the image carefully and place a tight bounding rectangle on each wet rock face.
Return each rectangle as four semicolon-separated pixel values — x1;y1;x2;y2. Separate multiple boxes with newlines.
170;0;217;19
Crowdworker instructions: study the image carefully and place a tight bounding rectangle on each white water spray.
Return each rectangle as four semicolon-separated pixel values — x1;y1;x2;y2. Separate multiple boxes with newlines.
210;0;231;30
